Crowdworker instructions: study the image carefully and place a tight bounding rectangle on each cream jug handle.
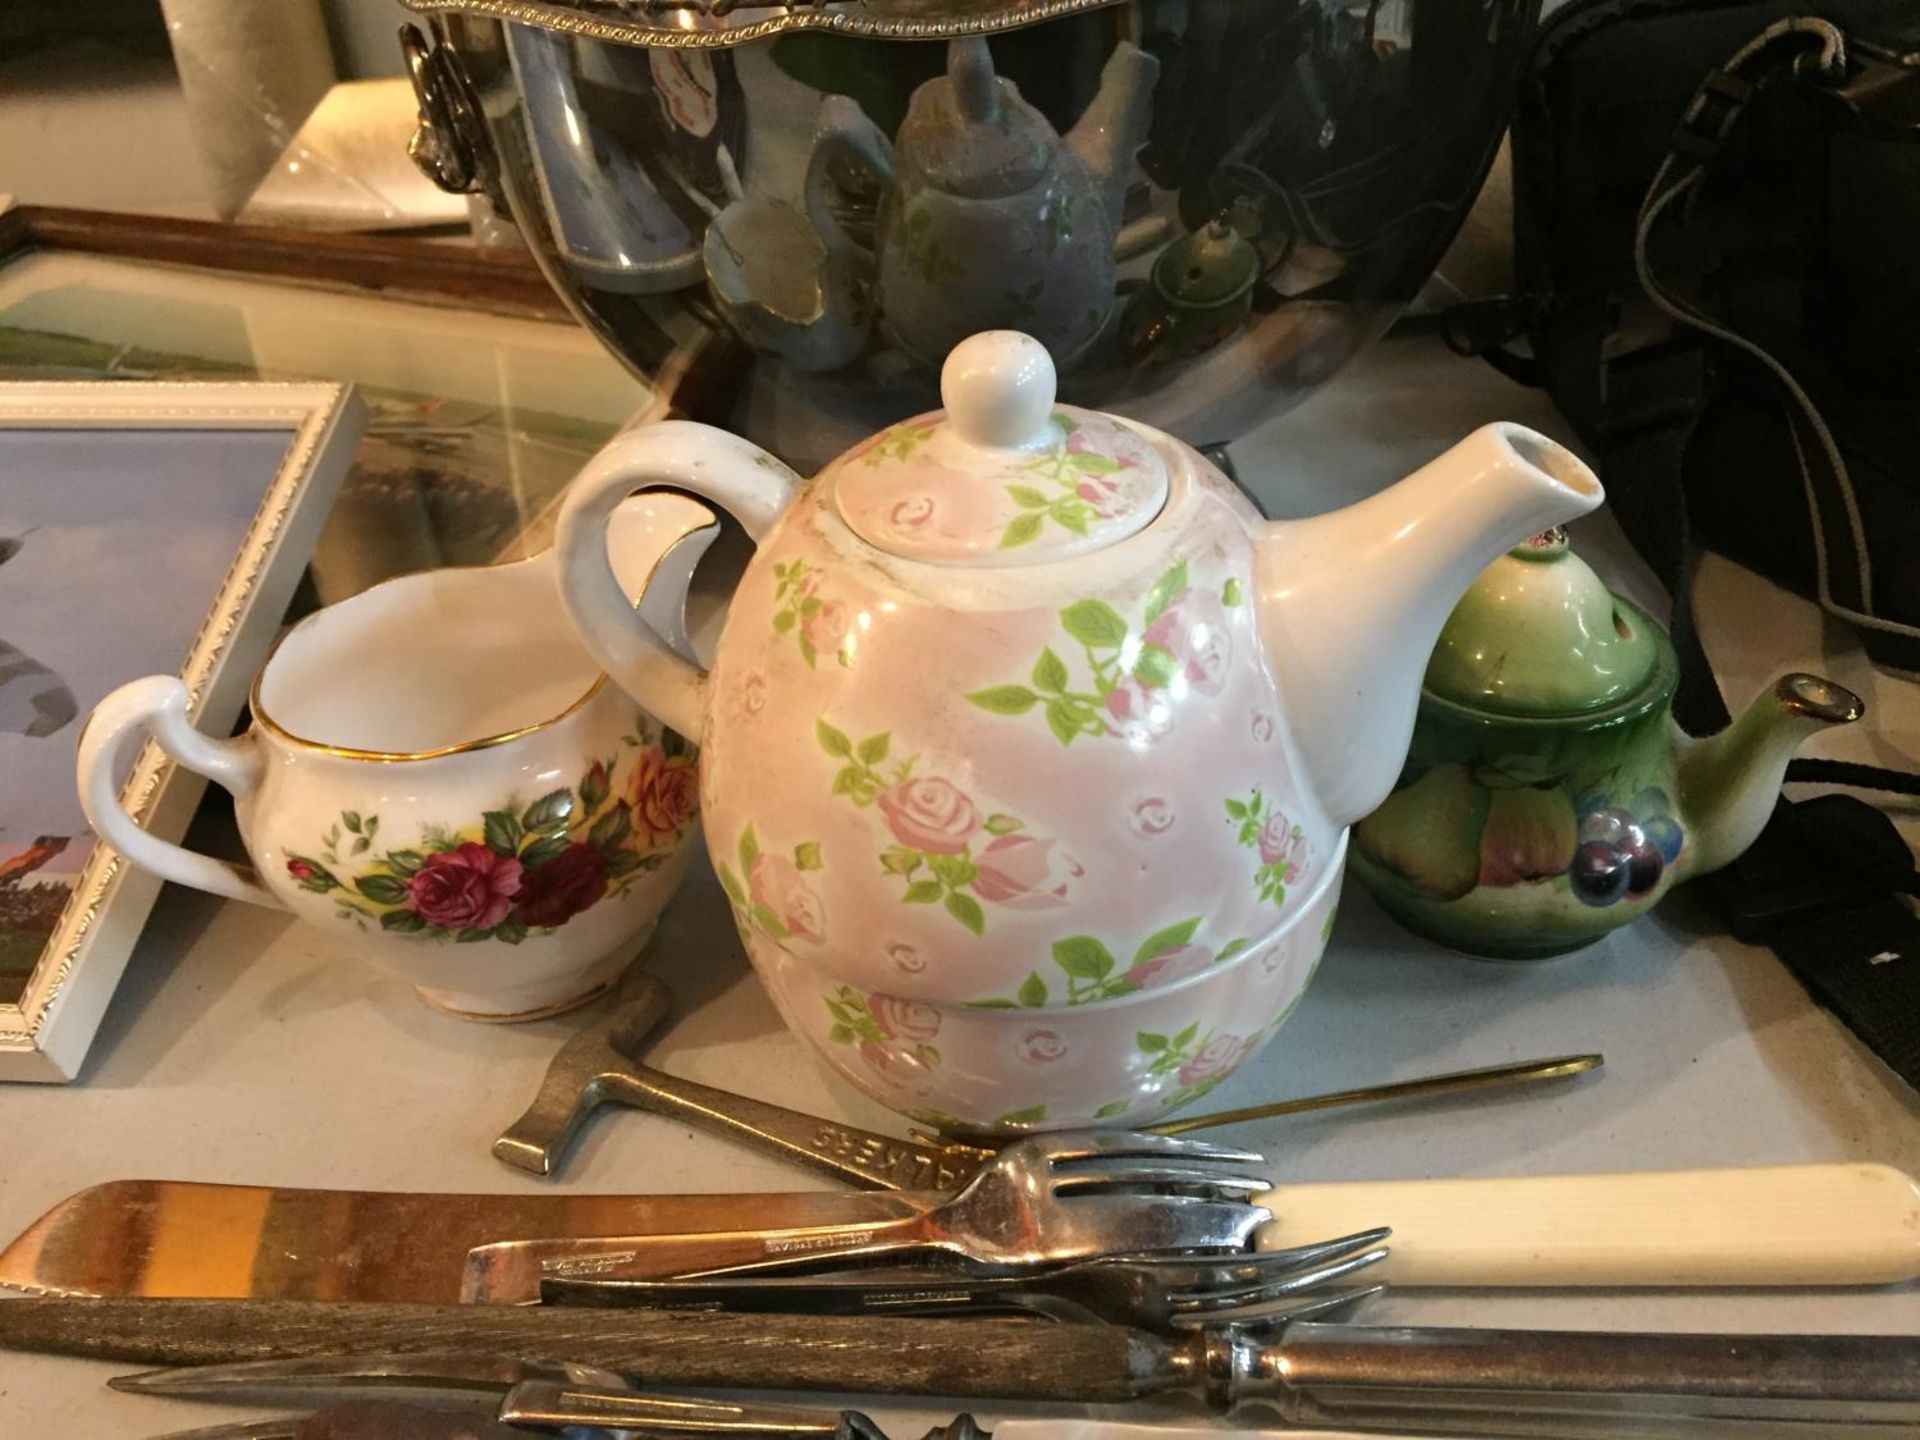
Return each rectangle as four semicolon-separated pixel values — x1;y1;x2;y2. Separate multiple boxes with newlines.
556;421;803;742
76;674;279;908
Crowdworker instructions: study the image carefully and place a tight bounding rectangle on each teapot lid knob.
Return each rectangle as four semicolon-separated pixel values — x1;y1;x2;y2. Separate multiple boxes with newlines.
942;331;1058;453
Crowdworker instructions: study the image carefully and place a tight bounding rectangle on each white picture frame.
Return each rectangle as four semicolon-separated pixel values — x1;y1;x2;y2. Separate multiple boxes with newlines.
0;381;364;1080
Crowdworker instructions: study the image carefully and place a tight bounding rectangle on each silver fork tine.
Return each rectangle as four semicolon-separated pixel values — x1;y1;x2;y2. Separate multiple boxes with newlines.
1169;1243;1391;1324
1177;1283;1388;1336
1109;1227;1392;1285
1057;1191;1271;1254
1049;1159;1273;1194
1037;1129;1265;1164
1136;1228;1397;1297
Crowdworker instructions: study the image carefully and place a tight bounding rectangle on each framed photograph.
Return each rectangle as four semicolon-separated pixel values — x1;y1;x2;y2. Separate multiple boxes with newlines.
0;381;364;1080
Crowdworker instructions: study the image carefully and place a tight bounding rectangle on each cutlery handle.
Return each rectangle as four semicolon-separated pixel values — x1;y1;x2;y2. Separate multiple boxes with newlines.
1261;1322;1920;1436
1261;1162;1920;1286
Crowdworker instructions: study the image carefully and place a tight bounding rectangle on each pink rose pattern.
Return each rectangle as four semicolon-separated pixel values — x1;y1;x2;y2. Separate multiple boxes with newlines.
770;558;848;670
287;717;689;941
966;559;1242;748
814;718;1069;937
888;495;936;530
1016;1028;1068;1065
970;834;1082;909
1226;789;1310;907
885;940;927;974
999;412;1157;550
825;984;941;1074
719;825;826;948
1139;1021;1255;1108
981;917;1251;1008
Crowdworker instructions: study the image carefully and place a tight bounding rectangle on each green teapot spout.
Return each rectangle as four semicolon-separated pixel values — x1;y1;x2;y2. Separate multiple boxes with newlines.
1675;673;1865;879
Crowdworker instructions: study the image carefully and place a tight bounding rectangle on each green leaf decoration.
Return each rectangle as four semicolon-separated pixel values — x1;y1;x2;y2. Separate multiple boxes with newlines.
967;685;1040;716
749;902;788;938
903;880;944;904
945;892;986;935
589;803;632;852
1069;452;1122;475
1133;916;1202;965
983;813;1024;836
1052;935;1116;980
1133;643;1178;689
355;874;409;906
1216;937;1251;963
379;909;426;934
1006;484;1050;509
1049;500;1091;536
483;810;522;857
1142;560;1190;626
879;846;922;876
494;919;528;946
1224;798;1248;819
815;719;853;758
1017;971;1049;1008
520;834;572;870
1031;647;1069;694
793;840;825;872
522;789;574;831
1222;577;1243;606
927;853;976;888
1094;1100;1130;1119
1172;1022;1200;1049
856;732;891;764
827;1024;853;1046
773;610;797;634
738;825;761;873
717;862;746;905
342;811;364;834
1322;905;1339;944
996;1104;1048;1125
832;765;861;797
798;635;818;668
580;767;610;812
1059;599;1128;650
606;850;652;878
1136;1031;1168;1052
1045;697;1085;747
351;836;371;856
999;512;1045;549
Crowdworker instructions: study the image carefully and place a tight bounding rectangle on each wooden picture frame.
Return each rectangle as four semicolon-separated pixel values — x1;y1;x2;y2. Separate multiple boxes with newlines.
0;381;364;1080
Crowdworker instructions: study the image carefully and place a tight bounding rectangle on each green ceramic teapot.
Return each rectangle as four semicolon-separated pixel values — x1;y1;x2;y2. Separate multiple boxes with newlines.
1350;528;1865;959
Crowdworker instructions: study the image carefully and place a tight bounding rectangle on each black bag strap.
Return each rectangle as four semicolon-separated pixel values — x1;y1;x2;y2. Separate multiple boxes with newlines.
1623;17;1920;1089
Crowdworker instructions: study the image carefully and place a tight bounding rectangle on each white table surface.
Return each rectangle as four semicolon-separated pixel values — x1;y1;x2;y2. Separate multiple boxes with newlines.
2;333;1916;1437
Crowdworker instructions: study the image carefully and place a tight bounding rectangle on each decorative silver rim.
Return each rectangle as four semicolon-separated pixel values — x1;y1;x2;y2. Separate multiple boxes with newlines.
398;0;1128;47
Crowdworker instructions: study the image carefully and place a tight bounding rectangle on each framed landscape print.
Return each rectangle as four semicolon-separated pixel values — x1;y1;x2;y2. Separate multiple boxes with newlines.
0;381;363;1080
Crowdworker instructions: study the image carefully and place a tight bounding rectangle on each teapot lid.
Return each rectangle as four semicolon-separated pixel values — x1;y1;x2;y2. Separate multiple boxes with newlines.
832;332;1169;566
1423;529;1661;716
894;38;1054;199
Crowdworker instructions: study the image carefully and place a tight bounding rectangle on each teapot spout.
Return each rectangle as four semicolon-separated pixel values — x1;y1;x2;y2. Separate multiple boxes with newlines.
1065;41;1161;233
1675;674;1865;878
1255;424;1603;829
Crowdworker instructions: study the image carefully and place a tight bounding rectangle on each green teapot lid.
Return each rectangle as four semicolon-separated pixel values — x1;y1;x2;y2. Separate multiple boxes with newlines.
1151;218;1260;308
1423;529;1660;716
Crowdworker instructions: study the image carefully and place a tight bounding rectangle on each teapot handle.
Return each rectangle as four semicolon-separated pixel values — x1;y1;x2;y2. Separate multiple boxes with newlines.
555;421;803;743
804;96;895;264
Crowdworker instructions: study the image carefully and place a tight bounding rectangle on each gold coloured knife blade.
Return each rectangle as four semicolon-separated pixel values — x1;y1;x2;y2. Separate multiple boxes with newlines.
0;1180;937;1303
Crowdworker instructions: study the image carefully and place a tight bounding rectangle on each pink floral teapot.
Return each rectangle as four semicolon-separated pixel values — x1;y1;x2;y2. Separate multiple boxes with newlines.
555;331;1604;1131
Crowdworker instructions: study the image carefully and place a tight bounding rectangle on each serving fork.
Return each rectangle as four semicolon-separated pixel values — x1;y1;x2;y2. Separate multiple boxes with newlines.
539;1227;1391;1334
464;1129;1277;1301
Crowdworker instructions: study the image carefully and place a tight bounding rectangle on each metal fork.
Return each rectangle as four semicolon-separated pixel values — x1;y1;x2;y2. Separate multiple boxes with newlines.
462;1130;1275;1299
539;1226;1392;1334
